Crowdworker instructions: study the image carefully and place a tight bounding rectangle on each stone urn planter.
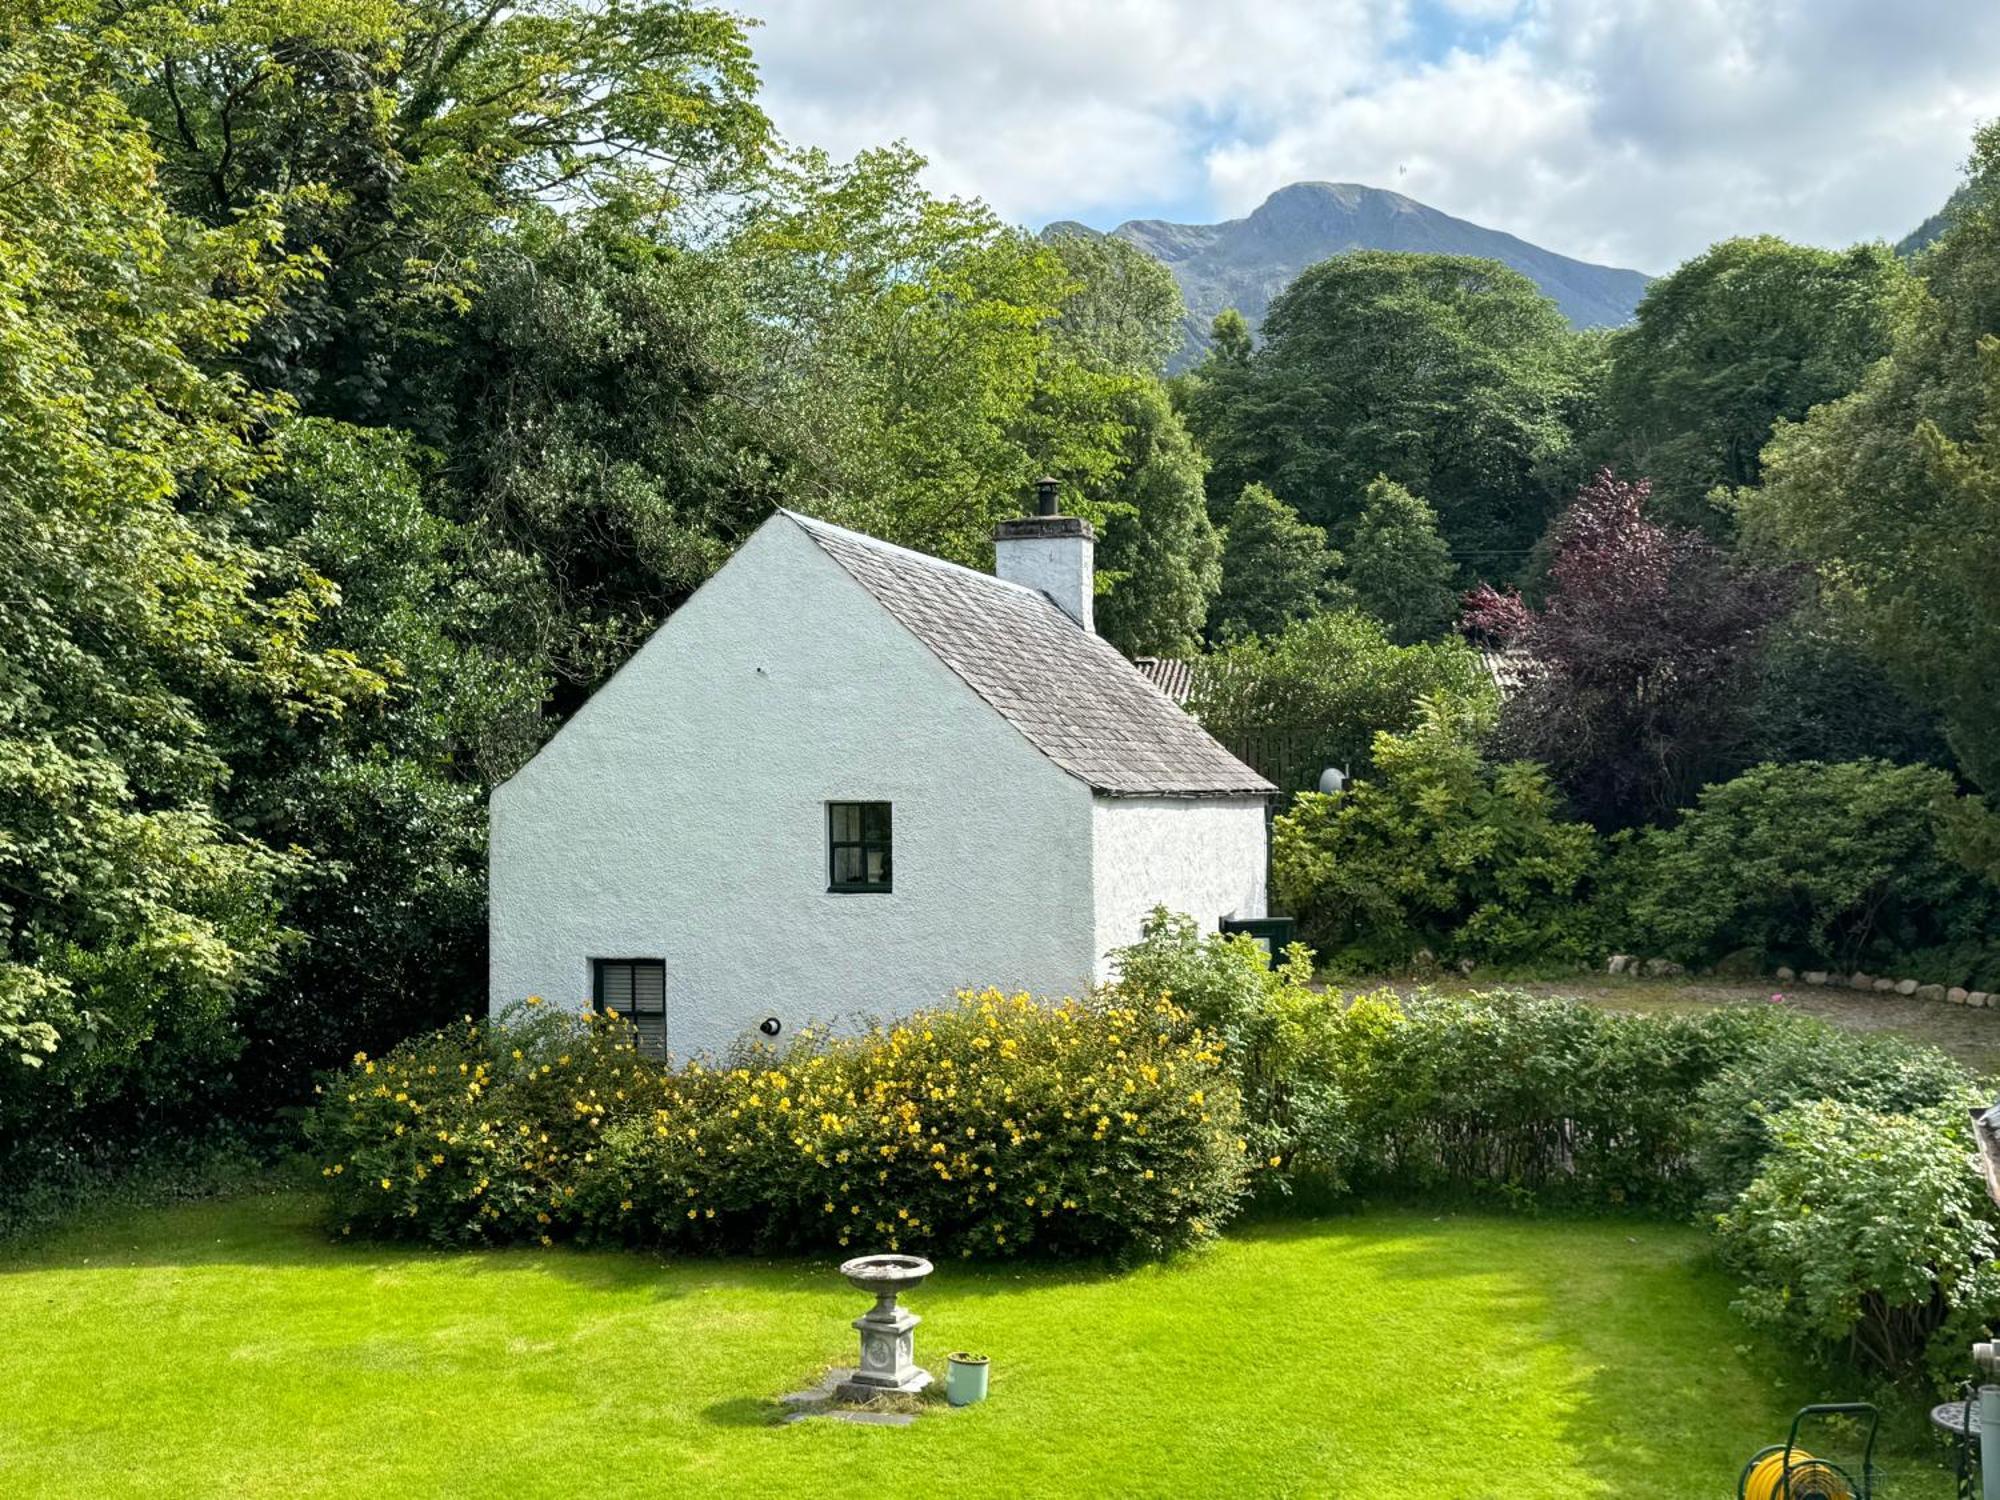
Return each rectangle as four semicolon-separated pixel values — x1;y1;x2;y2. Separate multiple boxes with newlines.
836;1253;934;1398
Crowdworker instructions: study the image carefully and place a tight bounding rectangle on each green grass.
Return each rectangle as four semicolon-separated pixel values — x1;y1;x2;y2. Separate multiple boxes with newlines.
0;1193;1953;1498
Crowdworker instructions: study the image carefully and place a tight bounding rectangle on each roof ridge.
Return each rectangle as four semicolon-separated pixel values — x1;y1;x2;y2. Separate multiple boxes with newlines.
778;508;1058;606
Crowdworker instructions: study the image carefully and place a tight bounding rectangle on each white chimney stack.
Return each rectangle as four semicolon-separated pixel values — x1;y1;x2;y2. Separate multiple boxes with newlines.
994;477;1094;631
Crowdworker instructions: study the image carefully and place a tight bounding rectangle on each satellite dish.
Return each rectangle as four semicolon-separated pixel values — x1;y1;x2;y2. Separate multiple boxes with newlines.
1318;766;1349;795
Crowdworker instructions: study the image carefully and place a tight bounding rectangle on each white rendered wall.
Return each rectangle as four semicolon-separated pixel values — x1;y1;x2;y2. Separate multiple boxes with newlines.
1090;796;1269;980
490;517;1099;1059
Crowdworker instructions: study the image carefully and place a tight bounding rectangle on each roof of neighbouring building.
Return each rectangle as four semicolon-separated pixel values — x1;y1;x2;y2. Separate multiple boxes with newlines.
1476;645;1539;700
785;512;1274;798
1132;655;1196;706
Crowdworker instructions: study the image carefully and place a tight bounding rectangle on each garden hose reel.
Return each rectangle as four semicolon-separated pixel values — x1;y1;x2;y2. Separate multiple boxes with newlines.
1737;1404;1876;1500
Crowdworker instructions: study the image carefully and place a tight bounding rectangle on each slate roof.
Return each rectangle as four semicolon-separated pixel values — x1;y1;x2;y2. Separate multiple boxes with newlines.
786;512;1273;798
1476;645;1540;701
1132;656;1196;706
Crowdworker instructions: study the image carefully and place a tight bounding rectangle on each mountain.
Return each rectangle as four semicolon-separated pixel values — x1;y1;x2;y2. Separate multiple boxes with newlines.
1047;182;1652;369
1897;184;1967;258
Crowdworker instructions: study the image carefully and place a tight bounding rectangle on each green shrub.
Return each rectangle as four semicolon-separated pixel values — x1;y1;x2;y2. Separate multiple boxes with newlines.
1608;759;2000;984
1189;608;1494;796
1273;699;1604;971
1109;910;1355;1193
1323;990;1770;1209
1714;1099;1998;1379
310;991;1252;1260
1687;1014;1974;1207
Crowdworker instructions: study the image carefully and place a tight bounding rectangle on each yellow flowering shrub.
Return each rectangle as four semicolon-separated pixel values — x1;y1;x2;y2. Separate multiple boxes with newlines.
308;991;1251;1259
581;990;1250;1259
305;1000;653;1244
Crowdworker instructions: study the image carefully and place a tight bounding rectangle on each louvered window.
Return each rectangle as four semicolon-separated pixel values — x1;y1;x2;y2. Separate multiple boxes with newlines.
593;959;666;1059
828;802;892;892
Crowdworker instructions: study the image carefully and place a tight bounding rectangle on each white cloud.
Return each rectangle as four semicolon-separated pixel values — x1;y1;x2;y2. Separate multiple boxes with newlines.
744;0;2000;271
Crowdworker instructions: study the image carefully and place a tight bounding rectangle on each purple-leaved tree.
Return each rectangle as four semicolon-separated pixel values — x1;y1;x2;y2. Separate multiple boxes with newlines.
1469;469;1796;828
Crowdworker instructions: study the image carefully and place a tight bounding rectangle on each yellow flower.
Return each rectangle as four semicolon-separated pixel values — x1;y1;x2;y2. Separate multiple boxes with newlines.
380;1178;392;1190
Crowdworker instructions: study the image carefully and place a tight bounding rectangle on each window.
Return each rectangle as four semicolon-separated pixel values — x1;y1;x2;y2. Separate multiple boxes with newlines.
827;801;892;892
593;959;666;1058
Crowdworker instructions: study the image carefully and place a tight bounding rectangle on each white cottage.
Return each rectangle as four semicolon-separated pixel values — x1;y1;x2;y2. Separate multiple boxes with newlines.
489;490;1275;1058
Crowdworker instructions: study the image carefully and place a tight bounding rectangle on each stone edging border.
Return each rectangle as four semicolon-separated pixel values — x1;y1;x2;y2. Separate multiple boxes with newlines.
1604;953;1989;1008
1774;966;1989;1009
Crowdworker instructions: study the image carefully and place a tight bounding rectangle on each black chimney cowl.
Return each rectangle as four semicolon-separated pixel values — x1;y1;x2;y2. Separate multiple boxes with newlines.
1034;476;1060;517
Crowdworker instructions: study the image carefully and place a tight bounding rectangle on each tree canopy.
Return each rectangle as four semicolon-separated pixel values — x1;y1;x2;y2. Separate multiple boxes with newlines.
1183;251;1593;565
1740;125;2000;792
1344;477;1458;644
1597;236;1902;532
1211;484;1347;642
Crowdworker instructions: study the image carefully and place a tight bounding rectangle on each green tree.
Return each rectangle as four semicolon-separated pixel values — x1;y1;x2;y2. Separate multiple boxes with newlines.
1743;602;1951;770
1190;610;1495;795
100;0;774;416
1045;228;1186;375
1212;484;1346;641
0;29;375;1139
1598;236;1902;532
1344;477;1457;643
1093;384;1221;658
733;147;1128;571
1209;307;1254;366
1742;123;2000;791
1185;252;1592;559
222;421;546;1109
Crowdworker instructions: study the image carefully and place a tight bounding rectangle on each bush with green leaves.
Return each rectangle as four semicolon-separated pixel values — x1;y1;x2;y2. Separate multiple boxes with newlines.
1189;609;1493;796
311;991;1252;1260
1686;1012;1977;1207
1322;990;1778;1209
1714;1099;1998;1379
1273;699;1604;971
1109;910;1355;1193
1607;759;2000;984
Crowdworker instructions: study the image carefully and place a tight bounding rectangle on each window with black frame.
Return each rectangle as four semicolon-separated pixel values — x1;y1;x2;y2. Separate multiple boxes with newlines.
593;959;666;1058
827;802;892;892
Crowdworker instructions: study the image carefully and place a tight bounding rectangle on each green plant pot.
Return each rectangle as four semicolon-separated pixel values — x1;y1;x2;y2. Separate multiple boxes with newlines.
945;1351;989;1407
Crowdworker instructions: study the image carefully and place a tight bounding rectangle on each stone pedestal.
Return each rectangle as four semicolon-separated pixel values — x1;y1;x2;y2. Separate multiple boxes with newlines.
836;1253;934;1400
837;1301;931;1399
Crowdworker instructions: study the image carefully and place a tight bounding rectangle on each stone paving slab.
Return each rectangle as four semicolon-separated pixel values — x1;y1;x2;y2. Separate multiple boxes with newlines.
776;1369;923;1428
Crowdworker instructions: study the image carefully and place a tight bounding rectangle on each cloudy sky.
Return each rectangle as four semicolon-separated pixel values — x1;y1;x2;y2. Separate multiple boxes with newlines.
746;0;2000;274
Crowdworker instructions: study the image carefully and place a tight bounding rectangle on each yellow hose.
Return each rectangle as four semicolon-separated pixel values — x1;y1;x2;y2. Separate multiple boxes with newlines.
1742;1449;1855;1500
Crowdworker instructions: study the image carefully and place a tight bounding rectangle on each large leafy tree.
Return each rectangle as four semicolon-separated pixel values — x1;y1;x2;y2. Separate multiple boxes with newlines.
1492;470;1794;827
1344;477;1458;644
0;29;375;1139
1092;384;1220;658
1211;484;1346;643
1597;236;1902;532
1184;252;1593;560
1742;123;2000;791
96;0;773;415
221;422;544;1109
1044;228;1185;376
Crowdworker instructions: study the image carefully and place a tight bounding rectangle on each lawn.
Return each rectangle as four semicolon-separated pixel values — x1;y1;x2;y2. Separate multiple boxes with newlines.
0;1193;1953;1498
